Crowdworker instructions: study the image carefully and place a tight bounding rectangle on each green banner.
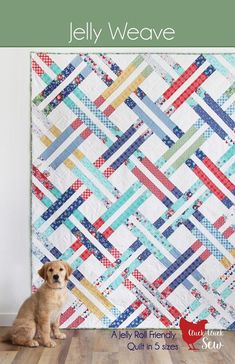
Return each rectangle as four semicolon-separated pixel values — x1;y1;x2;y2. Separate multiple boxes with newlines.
0;0;234;47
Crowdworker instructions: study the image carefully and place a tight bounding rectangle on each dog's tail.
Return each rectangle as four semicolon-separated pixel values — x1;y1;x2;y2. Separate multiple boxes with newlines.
0;332;11;343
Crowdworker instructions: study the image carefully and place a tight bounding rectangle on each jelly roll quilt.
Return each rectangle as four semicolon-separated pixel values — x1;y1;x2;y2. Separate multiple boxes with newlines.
31;53;235;329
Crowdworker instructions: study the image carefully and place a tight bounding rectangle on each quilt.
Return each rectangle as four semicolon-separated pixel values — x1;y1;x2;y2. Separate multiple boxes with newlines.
31;53;235;329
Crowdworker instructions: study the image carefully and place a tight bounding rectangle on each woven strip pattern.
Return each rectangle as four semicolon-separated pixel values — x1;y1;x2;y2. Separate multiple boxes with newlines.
32;53;235;329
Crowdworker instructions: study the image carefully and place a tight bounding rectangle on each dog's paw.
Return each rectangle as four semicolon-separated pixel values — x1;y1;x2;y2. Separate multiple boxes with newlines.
44;340;56;348
28;340;39;347
54;332;66;340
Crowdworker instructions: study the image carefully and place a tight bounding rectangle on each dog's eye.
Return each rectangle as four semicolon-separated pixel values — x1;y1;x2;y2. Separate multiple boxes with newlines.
60;268;64;271
49;268;53;272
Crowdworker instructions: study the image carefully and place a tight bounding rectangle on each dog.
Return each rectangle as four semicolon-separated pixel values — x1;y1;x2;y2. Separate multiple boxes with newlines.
0;260;72;348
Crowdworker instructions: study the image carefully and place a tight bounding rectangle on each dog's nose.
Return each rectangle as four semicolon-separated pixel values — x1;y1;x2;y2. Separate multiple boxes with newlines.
53;274;59;281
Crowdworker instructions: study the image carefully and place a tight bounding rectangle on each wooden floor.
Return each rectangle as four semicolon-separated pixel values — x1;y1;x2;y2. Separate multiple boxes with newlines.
0;327;234;364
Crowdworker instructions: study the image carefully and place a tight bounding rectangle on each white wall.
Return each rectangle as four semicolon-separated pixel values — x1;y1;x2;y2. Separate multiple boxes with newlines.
0;49;31;325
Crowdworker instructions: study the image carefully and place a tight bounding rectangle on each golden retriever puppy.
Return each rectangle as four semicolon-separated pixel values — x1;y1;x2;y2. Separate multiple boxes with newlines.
1;260;72;348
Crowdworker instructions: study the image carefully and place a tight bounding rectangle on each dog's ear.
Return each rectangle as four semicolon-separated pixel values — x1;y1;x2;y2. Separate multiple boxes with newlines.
62;261;73;280
38;262;49;280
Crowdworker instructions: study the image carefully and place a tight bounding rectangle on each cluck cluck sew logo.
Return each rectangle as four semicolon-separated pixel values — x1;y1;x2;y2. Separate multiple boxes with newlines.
179;318;208;350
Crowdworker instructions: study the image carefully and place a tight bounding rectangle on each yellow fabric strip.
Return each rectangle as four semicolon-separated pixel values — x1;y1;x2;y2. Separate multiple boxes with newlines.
230;248;235;258
81;278;113;309
72;287;104;319
73;149;84;160
40;135;51;147
111;66;153;109
49;125;61;137
220;256;231;269
64;158;76;169
102;56;144;100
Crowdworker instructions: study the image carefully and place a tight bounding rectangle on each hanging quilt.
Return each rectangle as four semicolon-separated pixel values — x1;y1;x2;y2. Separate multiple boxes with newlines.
31;53;235;329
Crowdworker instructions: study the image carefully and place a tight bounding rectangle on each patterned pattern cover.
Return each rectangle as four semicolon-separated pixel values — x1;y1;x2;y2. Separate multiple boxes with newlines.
31;53;235;329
